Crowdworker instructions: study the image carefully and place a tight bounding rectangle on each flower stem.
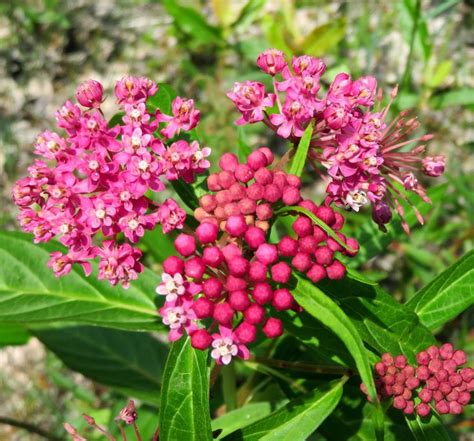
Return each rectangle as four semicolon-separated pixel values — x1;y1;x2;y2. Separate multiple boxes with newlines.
249;356;354;376
222;364;237;411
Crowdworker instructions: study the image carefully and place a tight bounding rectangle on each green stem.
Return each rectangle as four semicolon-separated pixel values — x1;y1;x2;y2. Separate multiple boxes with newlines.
222;364;237;412
0;416;63;441
250;356;354;376
401;0;421;89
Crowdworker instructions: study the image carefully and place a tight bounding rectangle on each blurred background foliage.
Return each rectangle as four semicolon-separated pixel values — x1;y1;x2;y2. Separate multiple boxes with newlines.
0;0;473;439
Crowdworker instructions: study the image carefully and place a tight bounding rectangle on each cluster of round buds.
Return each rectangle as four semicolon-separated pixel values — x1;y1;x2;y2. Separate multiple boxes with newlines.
157;150;359;363
65;400;140;440
228;49;446;232
361;344;473;417
12;77;210;287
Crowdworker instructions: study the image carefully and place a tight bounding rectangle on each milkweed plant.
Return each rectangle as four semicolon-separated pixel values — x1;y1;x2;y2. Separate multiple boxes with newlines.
8;49;472;441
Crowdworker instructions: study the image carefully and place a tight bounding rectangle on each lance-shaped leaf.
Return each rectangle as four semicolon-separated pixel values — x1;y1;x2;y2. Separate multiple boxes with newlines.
406;250;474;330
405;414;456;441
35;326;167;405
289;123;313;177
159;337;212;441
222;379;345;441
291;275;377;402
318;276;436;361
0;231;159;331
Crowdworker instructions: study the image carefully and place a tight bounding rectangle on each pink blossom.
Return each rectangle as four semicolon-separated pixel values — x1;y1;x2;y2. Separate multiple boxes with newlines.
156;272;187;302
114;76;157;105
211;326;249;365
75;79;104;108
48;249;94;277
157;97;200;139
227;81;275;125
34;131;69;160
55;100;81;134
257;49;287;75
423;156;445;177
270;98;310;138
156;198;186;233
97;241;143;288
159;298;197;341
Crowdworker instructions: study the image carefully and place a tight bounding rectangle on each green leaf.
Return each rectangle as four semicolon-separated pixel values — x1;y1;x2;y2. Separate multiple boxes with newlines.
171;179;200;211
109;112;125;127
289;123;313;177
222;379;344;441
299;19;346;56
212;403;274;439
35;326;166;405
291;276;377;403
231;0;267;32
159;337;212;441
141;227;177;263
163;0;223;46
0;231;159;331
353;184;448;265
0;323;29;346
237;126;252;162
319;383;414;441
430;88;474;109
147;83;177;114
405;414;455;440
318;276;436;361
406;250;474;330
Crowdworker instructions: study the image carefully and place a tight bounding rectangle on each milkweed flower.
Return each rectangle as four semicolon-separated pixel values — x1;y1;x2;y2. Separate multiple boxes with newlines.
228;50;446;231
13;77;211;287
157;149;359;361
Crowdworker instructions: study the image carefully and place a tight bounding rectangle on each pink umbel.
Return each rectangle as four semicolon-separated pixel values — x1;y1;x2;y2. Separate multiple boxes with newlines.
361;344;473;416
13;77;211;287
228;50;446;231
157;149;359;361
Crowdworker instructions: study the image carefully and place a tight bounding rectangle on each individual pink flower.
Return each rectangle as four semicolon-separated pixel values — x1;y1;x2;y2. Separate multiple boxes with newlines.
211;326;249;365
75;79;104;108
257;49;287;75
422;156;445;177
48;249;94;277
34;131;69;160
159;298;198;341
270;98;310;138
157;97;200;139
156;272;187;302
55;100;81;134
97;241;143;288
115;400;138;425
156;198;186;233
114;75;157;105
227;81;275;125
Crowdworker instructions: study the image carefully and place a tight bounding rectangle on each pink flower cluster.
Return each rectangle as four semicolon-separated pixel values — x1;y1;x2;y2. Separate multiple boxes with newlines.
157;149;359;364
361;344;473;417
13;77;210;287
228;49;446;232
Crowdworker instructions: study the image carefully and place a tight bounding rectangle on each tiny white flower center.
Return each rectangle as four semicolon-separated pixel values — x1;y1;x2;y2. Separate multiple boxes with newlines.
89;160;99;170
130;109;141;119
128;219;139;230
138;160;149;171
47;140;59;151
95;208;106;219
131;136;141;147
87;120;98;130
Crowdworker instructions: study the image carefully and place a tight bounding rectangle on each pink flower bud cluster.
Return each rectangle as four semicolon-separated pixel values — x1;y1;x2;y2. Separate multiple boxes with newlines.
12;77;210;288
228;49;446;232
157;150;359;364
65;400;139;440
361;344;473;417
